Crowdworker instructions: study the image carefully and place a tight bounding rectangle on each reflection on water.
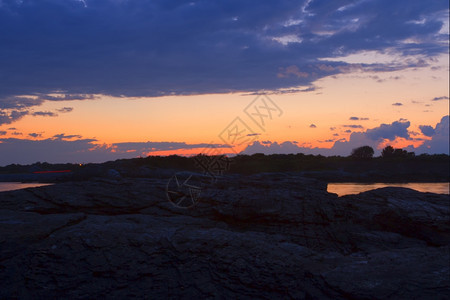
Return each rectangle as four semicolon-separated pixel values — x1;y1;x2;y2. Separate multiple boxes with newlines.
328;182;449;197
1;182;448;197
0;182;53;192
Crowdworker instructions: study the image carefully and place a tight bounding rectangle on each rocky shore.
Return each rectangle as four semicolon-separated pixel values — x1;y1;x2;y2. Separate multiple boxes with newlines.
0;173;449;299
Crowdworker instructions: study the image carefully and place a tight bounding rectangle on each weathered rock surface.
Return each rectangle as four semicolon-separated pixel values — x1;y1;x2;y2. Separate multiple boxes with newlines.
0;173;448;299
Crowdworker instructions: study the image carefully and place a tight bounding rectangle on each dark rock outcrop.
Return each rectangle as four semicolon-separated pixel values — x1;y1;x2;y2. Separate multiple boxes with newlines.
0;173;448;299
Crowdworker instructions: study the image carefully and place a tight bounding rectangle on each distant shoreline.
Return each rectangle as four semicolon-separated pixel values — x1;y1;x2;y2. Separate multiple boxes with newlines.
0;154;448;184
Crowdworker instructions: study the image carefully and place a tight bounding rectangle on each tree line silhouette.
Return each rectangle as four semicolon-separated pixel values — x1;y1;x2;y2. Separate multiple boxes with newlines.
350;145;415;159
0;146;448;182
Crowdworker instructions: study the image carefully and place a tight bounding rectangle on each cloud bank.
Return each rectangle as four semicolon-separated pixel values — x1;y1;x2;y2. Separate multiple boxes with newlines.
409;115;449;154
0;138;227;166
0;0;447;105
243;116;449;156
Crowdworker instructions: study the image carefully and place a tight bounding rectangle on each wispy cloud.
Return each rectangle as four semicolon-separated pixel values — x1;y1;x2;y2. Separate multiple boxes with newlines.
32;111;57;117
28;133;42;138
56;107;74;113
349;116;369;121
53;133;83;140
432;96;449;101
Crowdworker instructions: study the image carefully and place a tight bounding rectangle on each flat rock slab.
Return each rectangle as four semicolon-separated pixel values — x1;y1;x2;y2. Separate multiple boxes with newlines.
0;175;448;298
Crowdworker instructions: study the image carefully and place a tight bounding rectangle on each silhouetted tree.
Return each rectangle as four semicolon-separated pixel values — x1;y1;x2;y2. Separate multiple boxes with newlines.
382;146;415;158
394;148;407;157
381;145;395;158
407;151;415;158
350;146;374;159
251;153;266;159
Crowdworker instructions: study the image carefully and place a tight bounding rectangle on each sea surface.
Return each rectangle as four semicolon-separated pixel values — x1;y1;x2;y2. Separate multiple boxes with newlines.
0;182;53;192
1;182;449;197
328;182;449;197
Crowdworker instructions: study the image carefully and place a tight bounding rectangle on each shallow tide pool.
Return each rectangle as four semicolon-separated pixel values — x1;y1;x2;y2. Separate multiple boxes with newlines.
0;182;53;192
327;182;449;197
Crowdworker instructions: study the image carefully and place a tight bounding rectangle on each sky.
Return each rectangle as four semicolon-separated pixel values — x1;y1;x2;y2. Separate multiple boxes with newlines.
0;0;449;165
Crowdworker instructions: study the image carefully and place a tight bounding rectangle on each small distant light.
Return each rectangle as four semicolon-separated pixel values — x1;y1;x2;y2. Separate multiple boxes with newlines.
79;164;83;166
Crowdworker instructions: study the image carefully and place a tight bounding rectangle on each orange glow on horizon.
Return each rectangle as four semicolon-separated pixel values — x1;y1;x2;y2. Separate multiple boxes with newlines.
377;137;427;151
0;53;447;159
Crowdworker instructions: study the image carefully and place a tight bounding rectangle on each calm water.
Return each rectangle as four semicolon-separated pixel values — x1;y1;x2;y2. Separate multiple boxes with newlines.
328;182;449;197
1;182;448;197
0;182;53;192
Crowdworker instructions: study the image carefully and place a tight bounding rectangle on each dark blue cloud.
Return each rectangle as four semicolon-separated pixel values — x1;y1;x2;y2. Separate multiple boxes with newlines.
0;94;90;124
0;94;95;110
365;120;410;140
0;110;29;125
408;116;449;154
419;125;435;137
392;102;403;106
0;0;447;105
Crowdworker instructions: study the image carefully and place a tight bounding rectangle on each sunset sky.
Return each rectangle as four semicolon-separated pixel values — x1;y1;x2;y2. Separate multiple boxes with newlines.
0;0;449;165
